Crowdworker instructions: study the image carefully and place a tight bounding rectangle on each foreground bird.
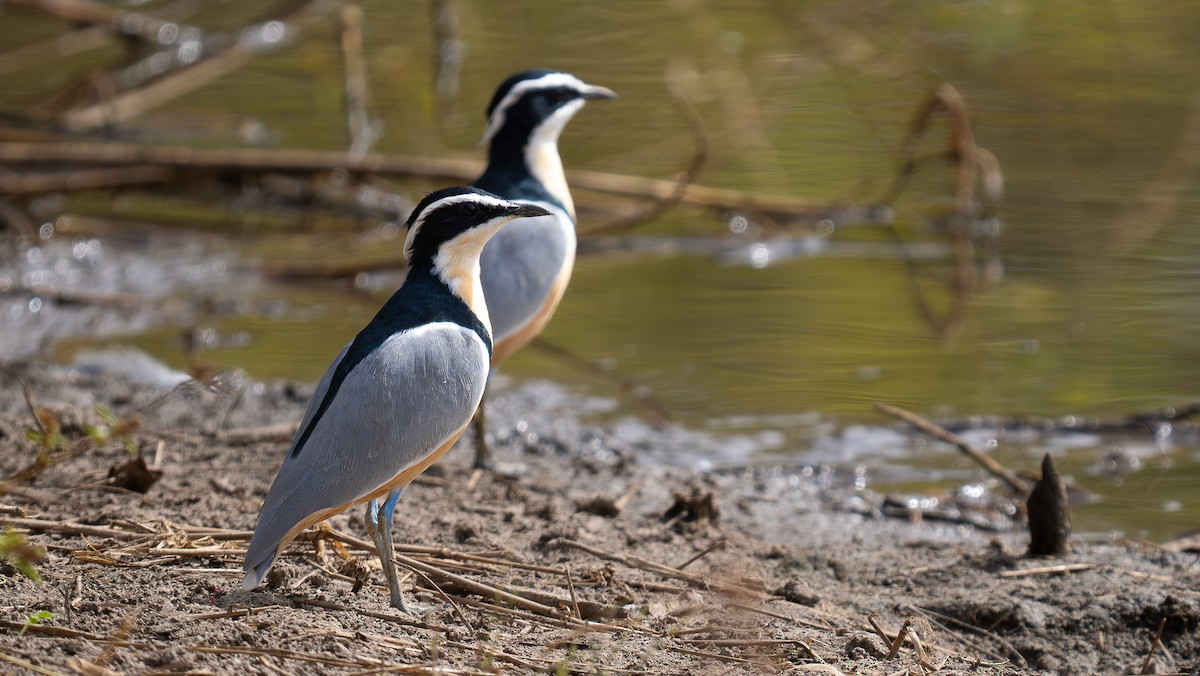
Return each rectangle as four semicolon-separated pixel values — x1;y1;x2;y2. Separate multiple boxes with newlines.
242;187;551;611
471;69;615;470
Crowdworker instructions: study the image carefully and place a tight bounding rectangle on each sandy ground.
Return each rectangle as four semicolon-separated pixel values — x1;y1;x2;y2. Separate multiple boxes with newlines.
0;362;1197;675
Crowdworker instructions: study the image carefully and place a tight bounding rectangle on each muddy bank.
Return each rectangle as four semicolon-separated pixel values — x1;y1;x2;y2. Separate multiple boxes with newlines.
0;362;1196;674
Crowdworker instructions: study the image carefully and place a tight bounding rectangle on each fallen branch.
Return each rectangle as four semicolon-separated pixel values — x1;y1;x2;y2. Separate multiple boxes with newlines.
874;402;1032;495
0;141;884;222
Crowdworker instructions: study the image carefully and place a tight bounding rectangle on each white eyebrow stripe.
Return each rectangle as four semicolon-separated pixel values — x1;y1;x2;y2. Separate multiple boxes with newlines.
481;72;590;143
404;192;515;258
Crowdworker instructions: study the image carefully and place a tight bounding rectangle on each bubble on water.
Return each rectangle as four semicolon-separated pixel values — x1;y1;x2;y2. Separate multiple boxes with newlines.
728;215;749;235
748;243;771;269
960;482;986;499
157;22;179;44
178;39;202;64
28;297;42;313
39;222;54;240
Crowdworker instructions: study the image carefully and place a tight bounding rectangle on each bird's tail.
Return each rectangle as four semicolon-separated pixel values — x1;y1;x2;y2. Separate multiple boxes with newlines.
242;550;277;590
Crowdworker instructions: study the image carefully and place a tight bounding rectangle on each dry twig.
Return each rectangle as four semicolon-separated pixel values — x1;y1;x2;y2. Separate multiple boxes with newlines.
874;402;1032;495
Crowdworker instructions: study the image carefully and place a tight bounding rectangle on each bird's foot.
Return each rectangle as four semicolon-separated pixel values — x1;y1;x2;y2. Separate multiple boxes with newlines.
389;593;431;617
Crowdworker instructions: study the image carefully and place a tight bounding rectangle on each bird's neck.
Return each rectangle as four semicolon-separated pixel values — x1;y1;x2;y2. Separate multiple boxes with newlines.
398;263;492;353
425;234;494;337
485;129;575;219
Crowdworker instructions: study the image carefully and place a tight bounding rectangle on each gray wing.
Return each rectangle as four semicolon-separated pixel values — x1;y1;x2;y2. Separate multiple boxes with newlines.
479;205;573;343
243;322;489;585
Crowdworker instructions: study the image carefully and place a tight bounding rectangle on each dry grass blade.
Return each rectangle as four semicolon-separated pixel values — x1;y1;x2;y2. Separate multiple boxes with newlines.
906;604;1026;666
187;644;381;669
0;651;68;676
1140;616;1168;675
550;537;766;599
675;538;726;570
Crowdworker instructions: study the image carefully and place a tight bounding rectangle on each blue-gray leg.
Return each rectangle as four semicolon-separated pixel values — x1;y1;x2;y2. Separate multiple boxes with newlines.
363;487;408;612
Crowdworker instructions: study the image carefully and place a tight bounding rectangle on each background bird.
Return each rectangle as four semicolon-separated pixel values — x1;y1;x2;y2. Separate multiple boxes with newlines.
470;69;615;470
242;187;551;611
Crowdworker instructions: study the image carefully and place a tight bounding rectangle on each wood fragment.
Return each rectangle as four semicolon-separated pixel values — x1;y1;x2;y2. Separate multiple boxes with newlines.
1026;453;1072;556
998;563;1094;578
874;402;1032;495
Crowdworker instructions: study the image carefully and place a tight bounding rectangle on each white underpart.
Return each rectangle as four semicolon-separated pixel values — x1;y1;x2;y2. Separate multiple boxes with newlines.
525;99;584;219
480;72;590;144
404;192;515;260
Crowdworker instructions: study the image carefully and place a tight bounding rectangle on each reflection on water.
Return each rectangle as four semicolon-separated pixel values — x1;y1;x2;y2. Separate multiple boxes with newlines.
3;1;1199;540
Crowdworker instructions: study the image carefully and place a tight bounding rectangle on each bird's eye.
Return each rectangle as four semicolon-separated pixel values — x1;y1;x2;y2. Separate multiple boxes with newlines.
459;202;480;218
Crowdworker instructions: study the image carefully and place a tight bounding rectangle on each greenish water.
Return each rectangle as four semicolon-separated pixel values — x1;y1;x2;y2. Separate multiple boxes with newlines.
3;1;1199;541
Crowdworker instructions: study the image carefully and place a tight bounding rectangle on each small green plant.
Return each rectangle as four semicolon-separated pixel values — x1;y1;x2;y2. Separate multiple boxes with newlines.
0;530;44;582
23;407;64;462
18;610;52;636
86;404;140;456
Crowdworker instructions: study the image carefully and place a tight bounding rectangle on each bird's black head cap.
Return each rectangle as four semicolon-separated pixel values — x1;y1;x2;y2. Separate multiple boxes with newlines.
481;69;614;145
403;186;549;264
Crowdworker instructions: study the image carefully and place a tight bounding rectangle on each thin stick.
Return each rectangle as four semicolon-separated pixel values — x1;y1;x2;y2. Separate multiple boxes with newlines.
728;601;830;631
552;537;766;599
1140;616;1168;675
582;61;708;236
886;618;911;659
874;402;1032;495
337;4;378;158
675;538;726;570
998;563;1094;578
50;0;341;132
565;567;582;621
906;604;1025;666
866;614;891;651
0;652;67;676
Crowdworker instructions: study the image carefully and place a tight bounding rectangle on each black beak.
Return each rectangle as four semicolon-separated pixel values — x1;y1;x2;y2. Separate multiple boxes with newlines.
581;84;617;101
508;203;553;219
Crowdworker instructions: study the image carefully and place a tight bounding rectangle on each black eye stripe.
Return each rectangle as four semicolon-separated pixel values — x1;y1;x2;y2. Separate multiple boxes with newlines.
459;202;481;218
